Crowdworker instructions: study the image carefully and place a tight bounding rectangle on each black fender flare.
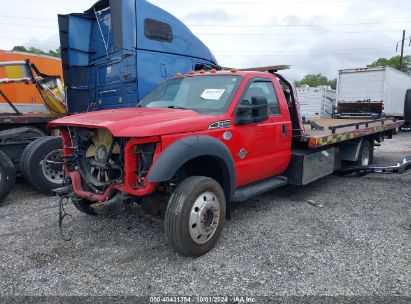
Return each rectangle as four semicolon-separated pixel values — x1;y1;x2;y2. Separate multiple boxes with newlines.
147;135;236;201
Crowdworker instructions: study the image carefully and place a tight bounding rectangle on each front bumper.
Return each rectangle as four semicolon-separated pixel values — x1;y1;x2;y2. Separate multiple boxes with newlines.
69;171;156;203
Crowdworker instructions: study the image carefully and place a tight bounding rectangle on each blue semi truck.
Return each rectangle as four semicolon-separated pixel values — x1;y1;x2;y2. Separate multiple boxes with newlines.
59;0;218;113
0;0;219;201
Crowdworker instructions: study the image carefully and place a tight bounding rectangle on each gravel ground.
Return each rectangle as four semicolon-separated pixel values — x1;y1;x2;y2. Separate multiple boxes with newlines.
0;132;410;297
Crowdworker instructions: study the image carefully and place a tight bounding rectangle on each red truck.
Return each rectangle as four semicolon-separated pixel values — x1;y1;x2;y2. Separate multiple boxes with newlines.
50;68;405;257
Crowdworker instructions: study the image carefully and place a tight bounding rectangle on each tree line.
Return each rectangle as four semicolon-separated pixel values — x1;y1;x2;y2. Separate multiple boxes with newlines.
11;46;61;58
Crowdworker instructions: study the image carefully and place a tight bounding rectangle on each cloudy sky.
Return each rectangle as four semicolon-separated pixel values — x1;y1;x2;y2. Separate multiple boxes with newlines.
1;0;410;81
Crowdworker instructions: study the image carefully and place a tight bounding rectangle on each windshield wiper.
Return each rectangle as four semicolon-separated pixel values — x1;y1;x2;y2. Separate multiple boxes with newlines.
168;106;187;110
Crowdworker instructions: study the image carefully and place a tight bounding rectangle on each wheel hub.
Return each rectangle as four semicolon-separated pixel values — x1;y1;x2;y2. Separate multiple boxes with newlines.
203;209;214;227
41;149;64;184
189;191;220;244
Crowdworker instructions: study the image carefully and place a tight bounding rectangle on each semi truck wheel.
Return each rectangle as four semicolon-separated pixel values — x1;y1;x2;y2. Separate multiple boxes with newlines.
164;176;225;257
72;197;97;215
0;151;16;203
20;138;45;182
22;136;64;194
0;127;45;142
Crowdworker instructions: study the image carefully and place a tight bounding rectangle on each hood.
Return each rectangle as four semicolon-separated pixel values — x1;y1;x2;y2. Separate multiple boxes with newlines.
49;108;219;137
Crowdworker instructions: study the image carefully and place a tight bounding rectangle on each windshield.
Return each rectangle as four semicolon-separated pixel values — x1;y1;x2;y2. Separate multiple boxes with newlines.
138;75;242;114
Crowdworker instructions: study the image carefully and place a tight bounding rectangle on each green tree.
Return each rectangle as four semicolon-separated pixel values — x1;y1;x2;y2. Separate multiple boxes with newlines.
328;78;337;90
11;45;61;58
368;55;411;74
295;74;337;89
11;45;28;52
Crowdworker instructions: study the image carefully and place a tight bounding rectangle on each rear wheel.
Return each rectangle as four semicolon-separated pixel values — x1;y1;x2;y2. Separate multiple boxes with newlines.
354;140;374;166
0;151;16;203
164;176;226;257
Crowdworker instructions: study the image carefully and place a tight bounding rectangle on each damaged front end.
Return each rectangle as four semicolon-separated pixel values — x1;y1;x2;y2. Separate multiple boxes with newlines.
58;127;160;215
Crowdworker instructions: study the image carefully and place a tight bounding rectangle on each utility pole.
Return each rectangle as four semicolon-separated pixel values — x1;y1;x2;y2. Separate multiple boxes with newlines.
399;30;406;71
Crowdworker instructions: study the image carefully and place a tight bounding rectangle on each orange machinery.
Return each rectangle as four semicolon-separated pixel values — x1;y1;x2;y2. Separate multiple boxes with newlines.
0;50;63;111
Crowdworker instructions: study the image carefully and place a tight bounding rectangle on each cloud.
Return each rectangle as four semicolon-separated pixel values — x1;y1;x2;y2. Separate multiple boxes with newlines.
208;3;409;81
182;9;244;24
2;0;410;83
25;33;60;52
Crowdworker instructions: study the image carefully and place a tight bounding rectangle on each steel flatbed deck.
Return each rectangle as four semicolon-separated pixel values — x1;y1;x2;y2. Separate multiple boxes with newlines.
298;118;403;148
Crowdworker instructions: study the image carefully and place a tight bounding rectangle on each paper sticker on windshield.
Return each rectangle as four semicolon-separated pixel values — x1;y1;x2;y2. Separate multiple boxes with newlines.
201;89;225;100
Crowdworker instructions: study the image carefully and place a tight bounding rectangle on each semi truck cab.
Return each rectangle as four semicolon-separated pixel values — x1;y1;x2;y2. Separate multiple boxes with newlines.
58;0;218;113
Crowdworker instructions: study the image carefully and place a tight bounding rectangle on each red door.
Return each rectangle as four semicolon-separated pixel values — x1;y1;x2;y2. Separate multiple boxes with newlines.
229;78;292;187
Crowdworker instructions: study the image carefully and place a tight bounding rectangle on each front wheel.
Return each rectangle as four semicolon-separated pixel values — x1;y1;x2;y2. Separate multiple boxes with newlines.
164;176;226;257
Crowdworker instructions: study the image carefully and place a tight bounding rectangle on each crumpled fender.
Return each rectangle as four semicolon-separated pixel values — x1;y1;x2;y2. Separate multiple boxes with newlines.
147;135;236;200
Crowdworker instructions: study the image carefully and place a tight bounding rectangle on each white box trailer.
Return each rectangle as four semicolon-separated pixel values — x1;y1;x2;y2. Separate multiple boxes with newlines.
297;85;336;118
336;66;411;127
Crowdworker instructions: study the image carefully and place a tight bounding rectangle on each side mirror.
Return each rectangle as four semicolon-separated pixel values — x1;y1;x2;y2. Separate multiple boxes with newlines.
236;96;269;125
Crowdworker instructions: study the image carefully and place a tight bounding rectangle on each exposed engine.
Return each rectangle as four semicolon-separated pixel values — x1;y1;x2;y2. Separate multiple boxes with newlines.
69;128;124;193
65;127;156;195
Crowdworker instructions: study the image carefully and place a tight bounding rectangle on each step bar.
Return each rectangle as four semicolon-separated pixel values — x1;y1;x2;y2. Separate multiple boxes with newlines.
232;176;288;203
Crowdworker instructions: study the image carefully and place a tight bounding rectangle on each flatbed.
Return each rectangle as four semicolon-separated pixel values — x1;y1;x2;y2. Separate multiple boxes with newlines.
299;118;403;148
0;113;59;130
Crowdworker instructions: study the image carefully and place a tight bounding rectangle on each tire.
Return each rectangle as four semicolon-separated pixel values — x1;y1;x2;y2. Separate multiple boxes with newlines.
72;197;97;215
392;126;400;135
164;176;226;257
0;127;45;142
354;139;374;166
0;151;16;203
20;138;47;181
23;136;64;194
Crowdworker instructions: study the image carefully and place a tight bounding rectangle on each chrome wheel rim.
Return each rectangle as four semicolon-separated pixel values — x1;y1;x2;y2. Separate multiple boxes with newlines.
41;149;64;184
361;146;371;166
189;191;221;244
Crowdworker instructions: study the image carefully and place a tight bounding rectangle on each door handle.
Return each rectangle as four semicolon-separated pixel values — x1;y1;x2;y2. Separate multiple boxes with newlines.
282;124;288;136
100;90;117;96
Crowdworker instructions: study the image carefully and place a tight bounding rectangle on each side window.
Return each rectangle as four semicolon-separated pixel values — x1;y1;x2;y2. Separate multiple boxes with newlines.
144;18;173;43
243;81;281;115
